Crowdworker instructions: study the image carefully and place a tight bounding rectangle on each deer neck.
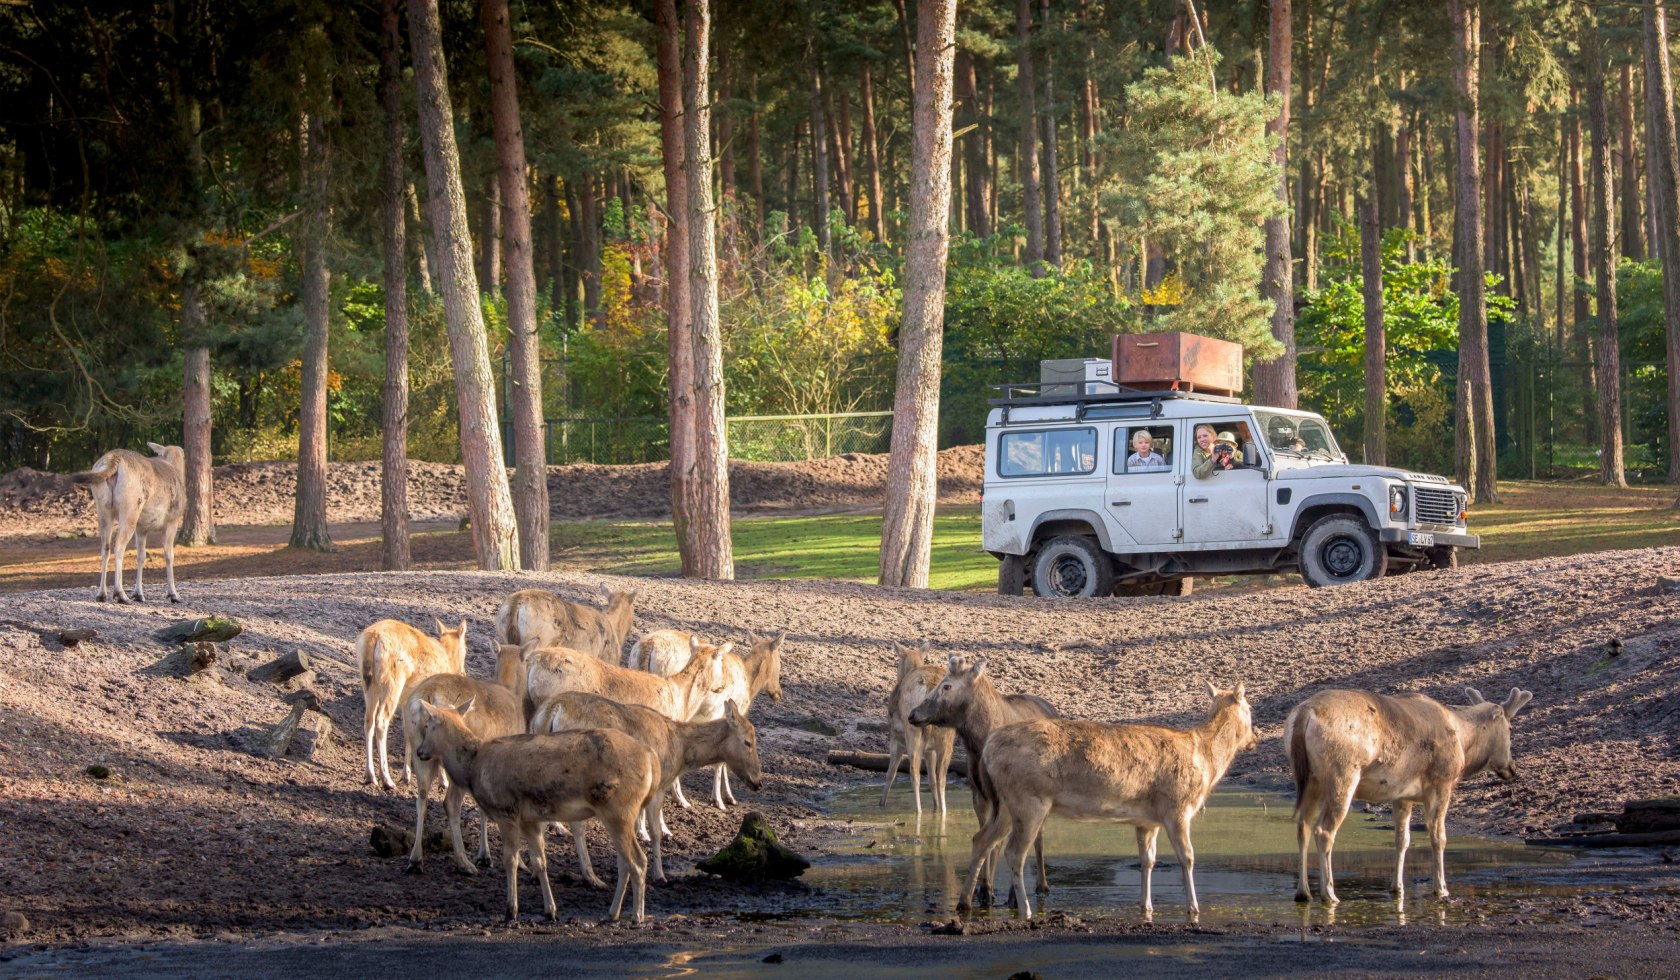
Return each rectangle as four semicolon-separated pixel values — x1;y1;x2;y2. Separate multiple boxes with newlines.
744;648;773;702
1194;706;1249;782
607;603;632;648
435;723;483;796
676;717;732;771
959;678;1012;745
1449;705;1497;778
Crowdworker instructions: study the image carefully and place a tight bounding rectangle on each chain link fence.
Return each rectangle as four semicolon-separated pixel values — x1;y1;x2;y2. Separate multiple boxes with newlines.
536;411;894;466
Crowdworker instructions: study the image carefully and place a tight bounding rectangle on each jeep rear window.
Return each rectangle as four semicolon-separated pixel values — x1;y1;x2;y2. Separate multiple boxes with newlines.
998;428;1097;477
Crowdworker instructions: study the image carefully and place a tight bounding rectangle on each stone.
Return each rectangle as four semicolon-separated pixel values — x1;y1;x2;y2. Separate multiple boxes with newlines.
695;811;810;882
0;911;28;939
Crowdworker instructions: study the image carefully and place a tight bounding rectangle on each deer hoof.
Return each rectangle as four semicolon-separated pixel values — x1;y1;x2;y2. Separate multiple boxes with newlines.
1294;889;1311;903
96;593;108;603
169;594;180;604
405;860;424;875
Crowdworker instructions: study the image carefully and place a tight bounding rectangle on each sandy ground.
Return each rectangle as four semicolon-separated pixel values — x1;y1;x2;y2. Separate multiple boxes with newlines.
1;547;1679;957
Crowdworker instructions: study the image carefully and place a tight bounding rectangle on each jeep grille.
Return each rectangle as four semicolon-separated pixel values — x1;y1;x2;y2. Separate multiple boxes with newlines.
1414;486;1458;525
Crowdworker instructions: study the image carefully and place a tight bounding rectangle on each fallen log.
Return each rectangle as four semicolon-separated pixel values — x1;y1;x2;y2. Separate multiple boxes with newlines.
1527;829;1680;848
248;649;312;685
57;628;97;648
157;615;242;644
826;749;970;779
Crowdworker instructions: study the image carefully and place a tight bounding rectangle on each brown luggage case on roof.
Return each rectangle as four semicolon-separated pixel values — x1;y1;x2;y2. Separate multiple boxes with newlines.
1111;332;1243;396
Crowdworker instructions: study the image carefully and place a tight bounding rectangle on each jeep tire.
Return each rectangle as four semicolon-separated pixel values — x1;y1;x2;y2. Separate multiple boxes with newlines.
1300;516;1388;588
998;554;1028;595
1031;536;1115;599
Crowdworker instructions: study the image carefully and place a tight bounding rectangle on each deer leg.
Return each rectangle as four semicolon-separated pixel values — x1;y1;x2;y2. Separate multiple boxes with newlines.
635;810;651;843
111;519;137;603
524;824;557;921
1313;777;1358;905
645;790;667;883
363;700;380;787
958;801;1011;912
94;518;113;601
601;812;646;924
407;760;434;872
721;764;737;805
1006;801;1051;917
377;714;397;791
569;821;606;888
1164;811;1198;921
907;729;925;816
1426;792;1452;899
1137;825;1160;914
1392;801;1414;897
498;818;522;924
879;733;905;808
930;742;950;818
1033;831;1049;894
445;783;477;874
670;776;693;809
1295;780;1316;902
131;529;148;602
476;804;492;867
162;523;180;602
711;765;728;810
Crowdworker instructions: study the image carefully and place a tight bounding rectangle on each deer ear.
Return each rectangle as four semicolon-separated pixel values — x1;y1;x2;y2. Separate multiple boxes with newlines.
690;635;703;653
454;696;476;715
774;630;787;649
715;643;734;660
499;643;525;661
599;584;612;603
1234;682;1247;701
1465;687;1487;704
969;657;988;680
1203;678;1218;701
418;699;441;718
458;619;468;636
147;441;168;456
1502;688;1534;720
435;617;447;635
520;637;541;655
724;698;740;721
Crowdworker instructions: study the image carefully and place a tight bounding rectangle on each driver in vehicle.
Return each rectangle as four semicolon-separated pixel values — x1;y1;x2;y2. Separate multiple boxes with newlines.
1192;425;1244;478
1269;418;1307;451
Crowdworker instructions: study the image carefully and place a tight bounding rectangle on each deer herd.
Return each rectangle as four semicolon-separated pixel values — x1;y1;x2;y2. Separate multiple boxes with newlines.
345;583;1535;927
63;451;1537;928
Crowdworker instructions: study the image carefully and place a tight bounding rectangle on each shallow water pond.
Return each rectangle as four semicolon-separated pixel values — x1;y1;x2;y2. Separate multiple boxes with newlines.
804;781;1590;928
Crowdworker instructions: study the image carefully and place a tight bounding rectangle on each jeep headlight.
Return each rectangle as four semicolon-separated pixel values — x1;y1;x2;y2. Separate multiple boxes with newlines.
1455;492;1468;523
1389;485;1406;518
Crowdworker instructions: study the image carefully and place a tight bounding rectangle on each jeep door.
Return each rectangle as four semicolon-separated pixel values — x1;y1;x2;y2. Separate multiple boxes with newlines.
1182;417;1273;545
1104;421;1181;547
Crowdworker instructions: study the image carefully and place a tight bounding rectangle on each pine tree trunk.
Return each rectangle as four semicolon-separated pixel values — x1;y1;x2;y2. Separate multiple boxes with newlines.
581;173;603;330
291;111;334;551
656;0;698;576
1016;0;1043;275
1079;23;1100;253
1360;191;1386;466
1449;0;1498;503
1569;101;1597;442
1641;0;1680;487
879;0;955;589
1556;115;1569;353
1620;61;1645;261
892;0;916;94
407;0;521;570
479;172;501;293
956;52;990;238
1395;100;1414;262
810;59;832;254
786;123;801;230
748;72;766;233
717;43;736;208
861;66;889;243
1039;0;1061;269
181;339;215;546
482;0;549;571
406;182;435;295
1585;26;1627;488
380;0;410;571
545;177;564;308
684;0;734;580
835;87;856;224
1254;0;1296;410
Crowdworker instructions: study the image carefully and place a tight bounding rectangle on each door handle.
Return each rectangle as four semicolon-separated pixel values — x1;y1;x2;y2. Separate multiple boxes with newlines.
1109;501;1130;507
1188;497;1209;503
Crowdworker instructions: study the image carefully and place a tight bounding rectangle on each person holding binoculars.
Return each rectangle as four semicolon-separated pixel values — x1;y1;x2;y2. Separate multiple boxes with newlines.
1192;423;1244;479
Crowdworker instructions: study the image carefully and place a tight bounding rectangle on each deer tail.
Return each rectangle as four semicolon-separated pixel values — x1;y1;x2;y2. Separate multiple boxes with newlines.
72;457;117;485
1286;706;1312;822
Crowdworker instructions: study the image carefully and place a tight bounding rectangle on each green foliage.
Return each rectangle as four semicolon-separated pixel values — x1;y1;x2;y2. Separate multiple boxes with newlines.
1616;258;1671;470
1103;48;1285;355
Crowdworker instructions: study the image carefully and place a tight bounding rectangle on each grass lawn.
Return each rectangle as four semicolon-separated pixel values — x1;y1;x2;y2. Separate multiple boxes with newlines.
551;481;1680;592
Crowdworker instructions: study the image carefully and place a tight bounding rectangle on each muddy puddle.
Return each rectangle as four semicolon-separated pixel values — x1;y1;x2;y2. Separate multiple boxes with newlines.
789;781;1657;929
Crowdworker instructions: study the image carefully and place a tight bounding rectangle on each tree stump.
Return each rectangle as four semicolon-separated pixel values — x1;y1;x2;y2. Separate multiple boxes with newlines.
696;811;811;881
187;642;217;675
157;616;242;644
248;649;313;684
57;628;97;648
264;689;324;759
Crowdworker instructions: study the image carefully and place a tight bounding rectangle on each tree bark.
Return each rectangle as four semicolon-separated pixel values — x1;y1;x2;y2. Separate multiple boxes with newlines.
1641;0;1680;487
1585;25;1627;488
291;111;334;551
892;0;917;94
1556;113;1569;354
748;72;766;232
1016;0;1044;275
878;0;955;589
717;42;736;208
832;85;855;225
481;0;549;571
180;338;215;546
1039;0;1061;269
1253;0;1296;410
656;0;699;576
955;51;990;238
1449;0;1498;504
861;66;888;243
809;59;833;255
407;0;521;570
479;172;501;293
1395;102;1414;261
684;0;734;580
1620;61;1646;260
1079;19;1100;253
581;172;603;329
406;182;435;295
380;0;411;571
1360;191;1386;466
1569;97;1597;442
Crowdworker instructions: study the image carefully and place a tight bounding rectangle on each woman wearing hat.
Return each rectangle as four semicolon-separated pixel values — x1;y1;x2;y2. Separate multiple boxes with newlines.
1192;424;1244;479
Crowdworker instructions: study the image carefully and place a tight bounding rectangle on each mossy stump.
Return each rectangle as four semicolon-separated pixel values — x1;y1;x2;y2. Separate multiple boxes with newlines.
696;811;810;882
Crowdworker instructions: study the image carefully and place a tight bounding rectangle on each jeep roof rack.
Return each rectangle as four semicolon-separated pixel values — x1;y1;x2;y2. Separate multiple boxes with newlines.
988;380;1242;409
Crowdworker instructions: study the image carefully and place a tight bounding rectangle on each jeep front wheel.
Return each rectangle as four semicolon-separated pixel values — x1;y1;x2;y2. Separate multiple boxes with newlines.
1031;536;1115;599
1299;516;1388;588
998;554;1028;595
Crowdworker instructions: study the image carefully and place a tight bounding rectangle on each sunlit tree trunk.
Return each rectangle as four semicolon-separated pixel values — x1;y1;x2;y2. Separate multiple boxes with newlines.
1016;0;1043;274
879;0;955;589
684;0;733;579
861;66;888;243
1641;0;1680;488
1619;61;1645;261
1585;24;1626;488
481;0;549;570
1254;0;1296;409
181;335;215;547
656;0;698;575
1450;0;1498;503
291;110;334;551
407;0;520;570
1361;192;1386;466
809;56;833;256
1039;0;1061;269
379;0;410;571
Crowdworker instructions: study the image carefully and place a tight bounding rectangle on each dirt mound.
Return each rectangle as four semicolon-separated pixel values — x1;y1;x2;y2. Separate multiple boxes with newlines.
2;548;1679;941
0;446;986;536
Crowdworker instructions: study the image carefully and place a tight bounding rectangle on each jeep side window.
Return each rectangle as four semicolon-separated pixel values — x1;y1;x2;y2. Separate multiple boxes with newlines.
1191;420;1259;478
1115;425;1173;474
998;427;1097;477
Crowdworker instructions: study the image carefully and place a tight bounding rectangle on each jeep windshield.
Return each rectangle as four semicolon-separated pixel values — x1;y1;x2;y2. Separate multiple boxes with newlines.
1254;410;1345;463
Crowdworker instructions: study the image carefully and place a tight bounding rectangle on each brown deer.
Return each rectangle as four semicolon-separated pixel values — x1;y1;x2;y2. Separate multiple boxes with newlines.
907;655;1057;905
532;692;763;883
1285;686;1534;904
400;642;526;873
496;585;637;664
881;643;955;817
413;698;657;923
523;635;727;729
72;443;186;604
965;681;1256;920
356;618;469;790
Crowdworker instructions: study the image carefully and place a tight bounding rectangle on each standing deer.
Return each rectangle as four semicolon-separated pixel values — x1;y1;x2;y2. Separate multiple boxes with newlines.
413;698;657;924
881;643;955;817
965;681;1256;920
523;636;726;729
496;585;637;664
72;443;186;604
907;655;1057;904
356;618;469;790
1285;686;1535;904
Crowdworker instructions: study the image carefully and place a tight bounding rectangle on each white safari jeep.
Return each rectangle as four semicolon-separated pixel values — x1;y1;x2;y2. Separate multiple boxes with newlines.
982;378;1477;597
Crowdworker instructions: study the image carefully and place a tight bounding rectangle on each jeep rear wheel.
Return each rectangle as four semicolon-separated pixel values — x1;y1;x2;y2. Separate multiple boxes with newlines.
1031;536;1115;599
1300;516;1388;588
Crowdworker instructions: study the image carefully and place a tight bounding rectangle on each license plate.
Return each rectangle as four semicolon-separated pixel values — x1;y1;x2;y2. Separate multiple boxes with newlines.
1408;531;1435;547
